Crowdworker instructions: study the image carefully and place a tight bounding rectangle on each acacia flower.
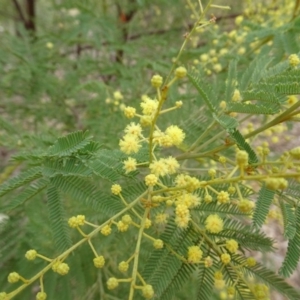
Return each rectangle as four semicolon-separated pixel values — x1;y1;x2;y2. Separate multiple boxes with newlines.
68;216;79;228
124;122;142;136
93;256;105;268
149;159;168;177
124;106;136;118
101;225;112;236
175;203;190;228
56;263;70;275
111;184;122;195
122;214;132;225
236;150;248;167
144;218;152;229
142;284;154;299
226;239;238;253
165;125;185;146
123;157;137;173
151;74;163;88
220;253;231;265
177;193;200;208
155;213;168;224
289;54;300;67
163;156;180;174
8;272;20;283
119;134;141;154
117;221;129;232
232;89;241;102
217;191;230;204
175;101;183;108
25;249;37;260
175;66;187;78
265;177;288;190
113;91;123;100
238;199;254;213
107;277;119;290
247;257;257;267
140;98;158;115
76;215;85;226
205;214;224;233
204;256;213;268
118;261;129;272
145;174;158;186
187;246;203;263
153;239;164;249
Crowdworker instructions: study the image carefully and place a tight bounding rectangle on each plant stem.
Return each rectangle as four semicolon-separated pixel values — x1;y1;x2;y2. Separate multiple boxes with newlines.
128;207;150;300
8;191;147;299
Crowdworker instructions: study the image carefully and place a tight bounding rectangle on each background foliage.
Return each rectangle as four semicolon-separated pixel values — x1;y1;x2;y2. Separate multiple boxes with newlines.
1;0;300;299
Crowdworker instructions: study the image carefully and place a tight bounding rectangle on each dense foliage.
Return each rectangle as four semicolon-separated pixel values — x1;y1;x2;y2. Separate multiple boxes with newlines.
1;1;300;299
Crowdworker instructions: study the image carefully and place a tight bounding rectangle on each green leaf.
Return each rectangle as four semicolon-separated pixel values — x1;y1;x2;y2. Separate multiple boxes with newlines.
0;167;42;197
242;89;280;104
47;131;93;157
279;206;300;278
42;158;93;178
47;185;72;253
227;102;280;115
213;114;238;130
228;129;259;164
196;264;214;300
4;178;48;212
194;202;251;217
279;198;296;239
50;175;124;217
225;60;237;103
240;257;300;300
252;184;275;229
187;73;216;113
217;219;274;252
85;149;123;182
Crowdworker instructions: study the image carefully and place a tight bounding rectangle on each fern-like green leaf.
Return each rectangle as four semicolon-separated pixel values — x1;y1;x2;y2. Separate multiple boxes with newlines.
240;53;272;90
242;89;280;104
227;102;280;115
85;149;123;182
213;114;238;130
252;184;275;229
217;219;274;252
187;73;216;113
47;185;72;253
78;140;101;154
0;166;42;197
159;262;196;300
50;175;96;203
234;256;300;300
228;129;258;164
194;202;251;217
279;197;296;239
143;221;198;298
275;82;300;94
223;262;256;300
50;175;125;217
4;178;48;212
279;206;300;278
225;60;237;102
47;131;93;157
196;264;214;300
42;158;93;178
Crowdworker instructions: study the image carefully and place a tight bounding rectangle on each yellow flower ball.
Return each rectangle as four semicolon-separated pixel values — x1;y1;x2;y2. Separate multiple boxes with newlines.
205;214;224;233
